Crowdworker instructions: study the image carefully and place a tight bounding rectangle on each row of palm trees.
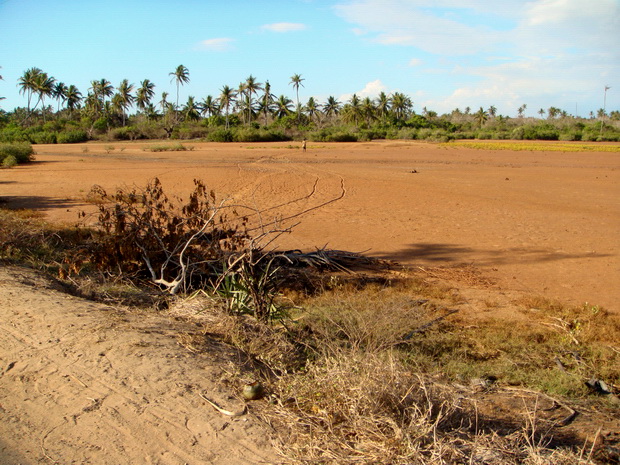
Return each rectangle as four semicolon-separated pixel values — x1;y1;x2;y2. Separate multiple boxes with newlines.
12;65;423;128
13;65;609;128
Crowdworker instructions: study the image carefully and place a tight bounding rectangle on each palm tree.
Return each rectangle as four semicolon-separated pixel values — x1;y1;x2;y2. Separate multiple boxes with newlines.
199;95;219;118
289;73;304;122
115;79;135;125
32;71;56;121
305;97;320;124
488;105;497;118
474;107;488;128
390;92;412;121
183;96;200;121
361;97;376;126
219;85;237;129
136;79;155;113
18;67;43;115
342;94;362;126
65;85;82;115
89;79;114;117
376;92;391;122
259;80;275;125
538;108;545;119
517;104;527;118
169;65;190;112
274;95;293;119
52;82;68;112
244;75;262;125
323;96;341;120
159;92;169;113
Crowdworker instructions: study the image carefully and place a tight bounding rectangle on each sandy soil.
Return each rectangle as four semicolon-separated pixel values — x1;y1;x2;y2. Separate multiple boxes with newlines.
0;266;280;465
1;140;619;464
2;140;619;313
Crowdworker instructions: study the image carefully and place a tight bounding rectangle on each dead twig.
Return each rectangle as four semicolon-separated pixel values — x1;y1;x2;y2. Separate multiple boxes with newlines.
198;391;247;417
502;386;578;427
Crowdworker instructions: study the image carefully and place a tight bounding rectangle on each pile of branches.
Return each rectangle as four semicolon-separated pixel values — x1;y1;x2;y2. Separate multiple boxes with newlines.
82;176;351;321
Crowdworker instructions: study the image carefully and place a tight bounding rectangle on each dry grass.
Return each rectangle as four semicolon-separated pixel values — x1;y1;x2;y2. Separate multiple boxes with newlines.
445;141;620;152
1;206;617;463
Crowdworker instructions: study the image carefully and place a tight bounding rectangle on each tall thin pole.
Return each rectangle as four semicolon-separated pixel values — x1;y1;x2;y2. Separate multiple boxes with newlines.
600;85;610;137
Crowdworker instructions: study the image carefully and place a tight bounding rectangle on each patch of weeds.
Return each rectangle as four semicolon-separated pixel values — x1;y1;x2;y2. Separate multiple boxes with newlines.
445;141;620;153
146;142;193;152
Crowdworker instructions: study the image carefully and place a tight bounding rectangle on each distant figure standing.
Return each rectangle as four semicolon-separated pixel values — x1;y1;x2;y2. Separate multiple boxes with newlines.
301;138;307;152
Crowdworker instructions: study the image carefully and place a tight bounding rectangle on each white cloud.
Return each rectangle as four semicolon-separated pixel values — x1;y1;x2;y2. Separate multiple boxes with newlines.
334;0;504;55
358;79;387;97
334;0;619;115
408;58;423;67
339;79;388;102
261;22;307;33
196;38;234;52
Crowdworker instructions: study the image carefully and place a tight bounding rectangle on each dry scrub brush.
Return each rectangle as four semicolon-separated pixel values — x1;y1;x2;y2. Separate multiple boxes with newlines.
83;176;345;321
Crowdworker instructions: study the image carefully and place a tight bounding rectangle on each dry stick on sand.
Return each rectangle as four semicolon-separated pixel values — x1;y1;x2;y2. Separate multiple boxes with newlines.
198;391;247;417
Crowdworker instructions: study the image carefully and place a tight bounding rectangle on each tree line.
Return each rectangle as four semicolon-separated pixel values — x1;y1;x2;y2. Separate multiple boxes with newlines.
1;65;618;144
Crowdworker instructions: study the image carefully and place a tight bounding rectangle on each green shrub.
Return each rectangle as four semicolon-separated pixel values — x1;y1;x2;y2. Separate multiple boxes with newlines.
57;130;89;144
0;126;31;143
31;131;57;144
453;131;476;140
206;128;233;142
358;128;387;141
146;142;192;152
513;123;559;141
232;127;291;142
393;128;418;140
325;132;357;142
2;155;17;168
109;126;142;141
173;124;209;140
0;142;35;164
92;118;109;132
559;131;582;141
405;114;432;129
309;128;358;142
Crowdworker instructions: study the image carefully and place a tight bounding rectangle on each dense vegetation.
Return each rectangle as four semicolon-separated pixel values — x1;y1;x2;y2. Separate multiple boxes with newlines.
1;65;619;145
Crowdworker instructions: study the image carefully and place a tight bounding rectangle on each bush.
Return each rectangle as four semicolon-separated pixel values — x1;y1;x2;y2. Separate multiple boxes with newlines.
232;128;291;142
173;124;209;140
109;126;136;141
512;123;559;141
325;132;357;142
0;142;35;164
2;155;17;168
559;131;582;141
146;142;191;152
206;128;233;142
57;130;89;144
417;128;453;142
31;131;57;144
309;128;358;142
0;126;31;143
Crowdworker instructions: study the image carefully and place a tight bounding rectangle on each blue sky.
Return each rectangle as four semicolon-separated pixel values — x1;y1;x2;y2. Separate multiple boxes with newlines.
1;0;618;117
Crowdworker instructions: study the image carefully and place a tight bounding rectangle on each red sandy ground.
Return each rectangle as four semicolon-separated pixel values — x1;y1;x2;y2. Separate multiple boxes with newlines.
2;140;618;314
1;140;619;464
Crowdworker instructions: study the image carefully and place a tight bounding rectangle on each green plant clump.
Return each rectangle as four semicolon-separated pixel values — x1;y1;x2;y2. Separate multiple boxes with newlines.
0;142;35;165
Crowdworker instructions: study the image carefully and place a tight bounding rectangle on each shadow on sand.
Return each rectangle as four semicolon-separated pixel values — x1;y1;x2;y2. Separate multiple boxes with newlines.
374;242;612;266
0;195;83;212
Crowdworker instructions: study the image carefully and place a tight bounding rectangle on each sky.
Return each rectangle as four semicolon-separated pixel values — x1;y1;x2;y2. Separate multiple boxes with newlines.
0;0;618;118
